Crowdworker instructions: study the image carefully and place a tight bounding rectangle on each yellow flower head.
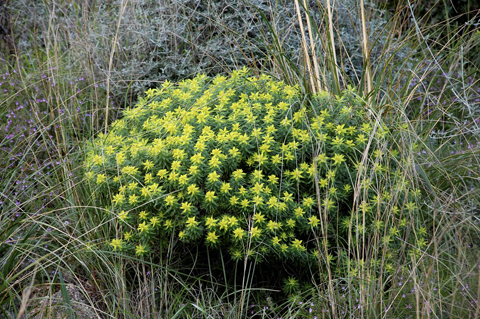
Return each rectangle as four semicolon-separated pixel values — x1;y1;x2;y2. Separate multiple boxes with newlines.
143;160;154;170
138;222;149;233
122;166;139;176
144;173;153;184
232;169;245;181
128;182;138;191
206;231;219;244
268;175;279;185
110;238;123;251
220;182;232;193
150;216;160;227
228;216;238;227
112;193;125;206
291;238;306;251
218;217;229;231
253;212;266;224
267;220;279;231
207;171;221;183
335;124;347;135
229;195;239;206
164;219;173;230
308;216;320;227
205;216;218;229
294;207;305;218
178;174;189;185
172;148;186;160
187;184;200;196
118;210;129;221
96;174;106;184
228;147;240;158
286;219;295;228
208;157;221;169
139;211;149;220
302;197;315;209
157;169;168;179
271;236;281;246
250;227;262;239
191;153;204;164
186;216;199;228
282;192;293;203
129;194;139;205
171;160;182;171
233;227;246;240
205;191;217;203
181;202;193;214
135;244;147;256
165;195;176;206
332;153;345;166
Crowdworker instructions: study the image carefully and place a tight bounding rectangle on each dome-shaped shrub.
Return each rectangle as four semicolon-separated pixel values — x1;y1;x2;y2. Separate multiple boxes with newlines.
84;68;423;272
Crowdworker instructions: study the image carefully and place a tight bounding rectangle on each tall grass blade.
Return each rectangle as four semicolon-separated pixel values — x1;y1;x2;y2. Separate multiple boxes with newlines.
58;271;75;319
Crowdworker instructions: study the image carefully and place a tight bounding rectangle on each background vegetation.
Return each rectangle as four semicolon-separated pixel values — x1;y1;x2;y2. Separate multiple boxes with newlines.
1;0;479;318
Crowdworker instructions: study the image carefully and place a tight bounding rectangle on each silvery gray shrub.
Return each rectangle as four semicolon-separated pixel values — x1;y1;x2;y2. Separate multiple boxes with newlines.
4;0;411;100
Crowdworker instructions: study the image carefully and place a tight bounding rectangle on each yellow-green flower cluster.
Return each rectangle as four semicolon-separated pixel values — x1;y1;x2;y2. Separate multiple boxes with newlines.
85;68;421;265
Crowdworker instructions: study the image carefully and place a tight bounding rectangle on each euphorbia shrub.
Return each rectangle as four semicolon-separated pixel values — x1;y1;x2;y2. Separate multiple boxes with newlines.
84;68;424;272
